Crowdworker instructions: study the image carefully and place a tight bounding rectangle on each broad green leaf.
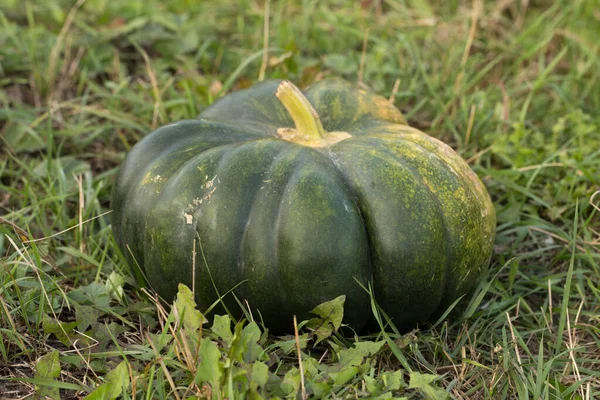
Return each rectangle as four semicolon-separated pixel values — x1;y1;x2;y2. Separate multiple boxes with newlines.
68;282;111;307
309;381;332;398
104;271;125;301
280;367;300;396
364;375;379;394
84;361;130;400
353;341;386;358
75;304;103;332
83;385;110;400
372;393;392;399
382;370;406;391
35;351;61;400
242;321;264;362
4;122;46;153
94;323;129;346
232;366;249;383
211;314;233;346
302;357;320;378
373;394;408;399
195;339;223;392
146;332;173;354
229;321;246;362
42;315;78;346
123;344;155;361
337;348;364;368
330;366;359;386
408;372;449;400
310;295;345;330
275;334;309;354
338;340;385;368
32;156;91;180
251;361;269;387
173;283;206;331
246;388;266;400
305;295;346;344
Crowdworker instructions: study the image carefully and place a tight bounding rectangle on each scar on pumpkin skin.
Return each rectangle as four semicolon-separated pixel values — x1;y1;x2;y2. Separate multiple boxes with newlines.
141;171;165;185
183;183;218;225
202;175;217;189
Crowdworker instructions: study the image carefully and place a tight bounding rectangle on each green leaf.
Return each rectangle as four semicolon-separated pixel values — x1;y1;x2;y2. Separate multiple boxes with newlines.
42;315;78;346
309;381;332;398
104;271;125;301
173;283;206;331
84;361;130;400
373;394;408;400
93;323;129;346
337;348;364;368
195;339;223;392
35;351;61;400
229;320;246;362
330;366;359;386
408;372;449;400
353;341;386;359
364;375;379;394
251;361;269;387
310;295;345;330
68;282;111;308
4;122;46;153
280;367;300;396
75;304;103;332
382;370;406;391
242;321;264;362
372;393;392;399
305;295;346;344
146;332;173;355
211;314;233;346
336;340;385;369
275;334;309;354
302;357;320;378
32;156;91;180
83;385;110;400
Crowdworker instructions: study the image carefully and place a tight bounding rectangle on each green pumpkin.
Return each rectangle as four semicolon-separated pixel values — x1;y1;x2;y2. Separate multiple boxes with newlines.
111;79;496;333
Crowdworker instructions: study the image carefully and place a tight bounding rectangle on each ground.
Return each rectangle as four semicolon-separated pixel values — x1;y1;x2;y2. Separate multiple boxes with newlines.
0;0;599;399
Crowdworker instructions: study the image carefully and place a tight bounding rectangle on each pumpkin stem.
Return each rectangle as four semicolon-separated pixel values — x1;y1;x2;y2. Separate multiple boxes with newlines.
275;80;326;140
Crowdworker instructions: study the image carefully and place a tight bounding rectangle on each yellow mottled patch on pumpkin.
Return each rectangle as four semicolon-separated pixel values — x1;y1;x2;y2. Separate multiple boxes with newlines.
370;95;406;124
141;171;165;185
331;96;343;121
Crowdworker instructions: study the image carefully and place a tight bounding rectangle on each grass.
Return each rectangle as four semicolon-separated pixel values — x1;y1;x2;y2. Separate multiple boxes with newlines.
1;0;599;398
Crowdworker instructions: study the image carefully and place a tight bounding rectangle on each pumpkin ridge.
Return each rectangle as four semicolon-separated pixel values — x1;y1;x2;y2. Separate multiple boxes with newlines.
198;139;297;306
144;145;232;301
238;143;301;304
388;137;480;305
198;117;274;138
340;115;400;135
115;121;264;253
127;121;263;186
116;132;209;276
355;139;449;319
323;151;374;291
369;126;493;214
368;139;454;320
271;161;308;311
326;142;441;324
113;123;209;257
373;132;495;310
305;80;359;132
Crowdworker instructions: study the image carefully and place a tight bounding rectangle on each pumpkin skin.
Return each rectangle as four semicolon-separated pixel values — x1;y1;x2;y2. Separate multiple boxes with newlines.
111;79;496;333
